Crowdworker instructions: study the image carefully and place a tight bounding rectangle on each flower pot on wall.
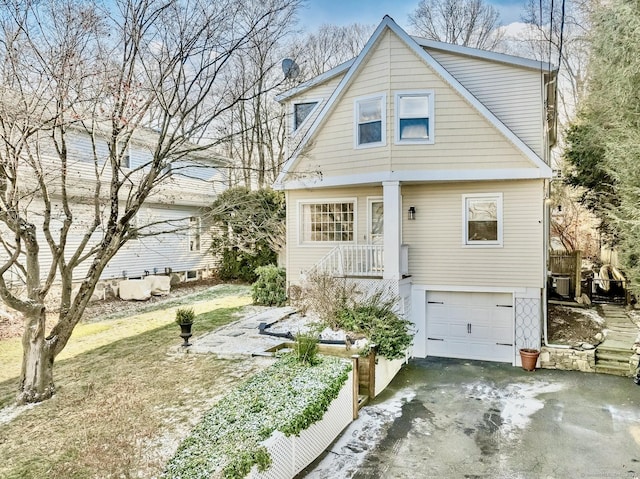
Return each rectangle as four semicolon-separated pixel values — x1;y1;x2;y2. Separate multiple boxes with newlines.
519;348;540;371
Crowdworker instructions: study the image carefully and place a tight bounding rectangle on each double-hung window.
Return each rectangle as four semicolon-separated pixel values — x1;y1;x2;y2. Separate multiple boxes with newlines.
300;201;355;243
395;91;434;144
355;94;386;148
463;193;503;246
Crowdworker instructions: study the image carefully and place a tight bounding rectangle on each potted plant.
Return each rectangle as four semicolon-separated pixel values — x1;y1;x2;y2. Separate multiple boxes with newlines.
519;346;540;371
176;307;195;347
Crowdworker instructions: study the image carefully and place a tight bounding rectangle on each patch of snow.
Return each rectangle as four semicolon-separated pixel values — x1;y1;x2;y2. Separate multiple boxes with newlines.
304;388;416;479
554;305;606;325
465;381;564;437
0;402;38;426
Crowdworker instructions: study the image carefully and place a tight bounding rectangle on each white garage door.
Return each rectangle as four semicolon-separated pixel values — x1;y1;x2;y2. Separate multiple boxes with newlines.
426;291;514;363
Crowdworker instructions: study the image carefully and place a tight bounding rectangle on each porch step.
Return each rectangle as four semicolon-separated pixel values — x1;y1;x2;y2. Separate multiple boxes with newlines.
596;350;632;363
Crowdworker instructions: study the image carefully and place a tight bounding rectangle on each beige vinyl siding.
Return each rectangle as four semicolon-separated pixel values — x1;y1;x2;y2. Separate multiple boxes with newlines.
427;49;544;157
402;179;544;288
286;186;382;283
293;29;534;180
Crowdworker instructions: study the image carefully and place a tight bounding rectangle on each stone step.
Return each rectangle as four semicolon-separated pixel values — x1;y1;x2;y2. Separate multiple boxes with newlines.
595;361;632;377
596;351;632;362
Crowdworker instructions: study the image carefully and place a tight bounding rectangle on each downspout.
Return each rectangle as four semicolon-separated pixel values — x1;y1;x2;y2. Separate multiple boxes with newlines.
542;169;569;350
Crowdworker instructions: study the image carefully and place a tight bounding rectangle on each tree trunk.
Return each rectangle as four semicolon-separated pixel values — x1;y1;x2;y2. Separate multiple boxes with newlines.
18;308;55;404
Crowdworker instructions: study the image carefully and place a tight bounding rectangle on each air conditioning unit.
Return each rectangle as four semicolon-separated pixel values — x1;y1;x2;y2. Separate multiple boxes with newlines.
555;277;570;297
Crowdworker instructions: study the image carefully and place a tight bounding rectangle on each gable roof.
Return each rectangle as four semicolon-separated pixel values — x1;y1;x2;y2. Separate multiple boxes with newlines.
274;16;553;188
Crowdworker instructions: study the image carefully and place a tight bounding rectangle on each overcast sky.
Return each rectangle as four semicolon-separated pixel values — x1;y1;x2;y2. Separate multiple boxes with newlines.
298;0;527;31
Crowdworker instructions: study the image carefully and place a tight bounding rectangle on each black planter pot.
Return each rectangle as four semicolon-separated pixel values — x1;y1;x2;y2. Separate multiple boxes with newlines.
179;322;193;347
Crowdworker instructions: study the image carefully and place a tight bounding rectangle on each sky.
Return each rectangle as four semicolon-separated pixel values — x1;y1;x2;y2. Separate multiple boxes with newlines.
298;0;527;32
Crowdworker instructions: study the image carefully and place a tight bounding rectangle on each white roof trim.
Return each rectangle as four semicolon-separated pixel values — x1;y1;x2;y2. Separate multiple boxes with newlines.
412;37;557;72
274;15;552;188
275;60;354;103
274;168;550;190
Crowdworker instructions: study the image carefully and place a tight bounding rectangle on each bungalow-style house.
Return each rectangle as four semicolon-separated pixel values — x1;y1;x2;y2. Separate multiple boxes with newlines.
275;16;557;366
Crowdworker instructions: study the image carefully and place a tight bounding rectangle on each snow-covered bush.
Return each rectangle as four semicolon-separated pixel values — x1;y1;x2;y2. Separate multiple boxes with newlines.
162;354;351;479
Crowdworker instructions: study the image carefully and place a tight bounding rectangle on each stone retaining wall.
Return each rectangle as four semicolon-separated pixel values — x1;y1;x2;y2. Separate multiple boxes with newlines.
540;346;596;373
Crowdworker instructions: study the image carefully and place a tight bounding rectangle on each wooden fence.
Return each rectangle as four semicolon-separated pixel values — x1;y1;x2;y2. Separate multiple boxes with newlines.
549;250;582;299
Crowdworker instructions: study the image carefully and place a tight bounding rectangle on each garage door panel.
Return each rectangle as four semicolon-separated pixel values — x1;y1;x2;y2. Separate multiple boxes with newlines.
425;291;514;363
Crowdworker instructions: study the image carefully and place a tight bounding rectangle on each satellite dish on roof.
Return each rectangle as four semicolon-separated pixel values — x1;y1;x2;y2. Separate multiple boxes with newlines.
282;58;300;80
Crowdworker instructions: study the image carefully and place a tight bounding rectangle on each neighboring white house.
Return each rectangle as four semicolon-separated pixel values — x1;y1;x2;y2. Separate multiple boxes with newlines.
275;16;557;367
2;127;226;290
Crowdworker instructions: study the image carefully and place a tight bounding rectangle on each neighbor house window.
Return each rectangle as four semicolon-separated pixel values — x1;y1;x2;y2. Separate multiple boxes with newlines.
189;216;201;251
395;91;434;144
355;94;386;147
300;201;355;243
463;193;503;246
293;101;318;131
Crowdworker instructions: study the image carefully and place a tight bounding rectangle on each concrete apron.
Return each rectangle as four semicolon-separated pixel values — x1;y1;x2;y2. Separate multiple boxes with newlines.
303;357;640;479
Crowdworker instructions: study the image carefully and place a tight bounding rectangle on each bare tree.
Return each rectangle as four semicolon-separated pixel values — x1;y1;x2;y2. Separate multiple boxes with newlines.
0;0;301;404
408;0;504;50
294;23;373;78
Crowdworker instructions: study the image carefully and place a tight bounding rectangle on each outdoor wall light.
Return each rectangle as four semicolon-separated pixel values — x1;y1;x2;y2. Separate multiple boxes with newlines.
408;206;416;220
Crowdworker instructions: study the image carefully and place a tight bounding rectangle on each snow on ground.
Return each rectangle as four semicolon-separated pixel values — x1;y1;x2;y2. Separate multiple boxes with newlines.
465;380;564;438
553;305;606;325
304;388;417;479
0;402;38;426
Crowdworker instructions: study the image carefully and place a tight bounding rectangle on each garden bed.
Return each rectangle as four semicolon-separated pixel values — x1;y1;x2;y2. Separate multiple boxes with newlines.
162;354;352;479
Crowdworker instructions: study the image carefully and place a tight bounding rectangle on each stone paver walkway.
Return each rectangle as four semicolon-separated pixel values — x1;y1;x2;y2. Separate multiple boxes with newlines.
188;306;300;357
600;304;640;349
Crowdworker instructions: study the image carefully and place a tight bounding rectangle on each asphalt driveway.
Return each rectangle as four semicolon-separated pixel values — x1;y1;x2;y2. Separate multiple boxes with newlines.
303;357;640;479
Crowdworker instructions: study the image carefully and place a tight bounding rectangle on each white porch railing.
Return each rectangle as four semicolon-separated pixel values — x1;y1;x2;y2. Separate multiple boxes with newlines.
309;244;408;277
310;245;384;277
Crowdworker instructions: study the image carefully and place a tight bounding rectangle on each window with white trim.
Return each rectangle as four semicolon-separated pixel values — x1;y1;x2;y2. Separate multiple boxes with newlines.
293;101;318;131
301;201;355;243
355;94;385;147
395;91;434;144
463;194;503;246
189;216;201;251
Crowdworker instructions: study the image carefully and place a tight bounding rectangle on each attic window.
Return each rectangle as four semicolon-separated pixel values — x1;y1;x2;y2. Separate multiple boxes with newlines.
355;94;386;148
293;102;318;131
395;91;434;144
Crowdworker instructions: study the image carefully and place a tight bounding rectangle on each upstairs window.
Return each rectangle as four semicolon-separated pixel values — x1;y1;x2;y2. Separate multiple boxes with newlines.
293;101;318;131
395;91;434;144
355;94;386;148
463;193;503;246
300;201;355;243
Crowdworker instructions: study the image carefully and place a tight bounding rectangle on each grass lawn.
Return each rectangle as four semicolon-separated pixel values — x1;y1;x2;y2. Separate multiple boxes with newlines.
0;284;270;479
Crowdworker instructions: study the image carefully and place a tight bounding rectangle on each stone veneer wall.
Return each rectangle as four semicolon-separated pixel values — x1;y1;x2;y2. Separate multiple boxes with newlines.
539;346;596;373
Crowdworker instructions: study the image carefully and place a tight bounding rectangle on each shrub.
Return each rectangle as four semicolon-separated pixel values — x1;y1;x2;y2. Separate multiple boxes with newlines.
218;245;277;283
291;273;358;326
175;308;195;325
334;291;413;360
251;265;287;306
162;355;351;479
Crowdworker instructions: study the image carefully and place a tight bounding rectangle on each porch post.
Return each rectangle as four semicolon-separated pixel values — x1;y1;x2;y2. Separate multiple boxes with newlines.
382;180;401;280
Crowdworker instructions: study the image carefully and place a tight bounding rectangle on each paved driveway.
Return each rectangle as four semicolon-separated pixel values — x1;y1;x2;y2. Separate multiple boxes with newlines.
303;358;640;479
